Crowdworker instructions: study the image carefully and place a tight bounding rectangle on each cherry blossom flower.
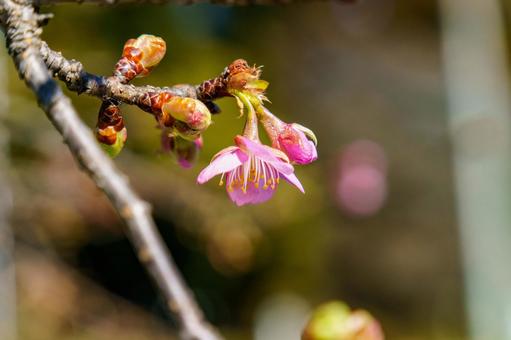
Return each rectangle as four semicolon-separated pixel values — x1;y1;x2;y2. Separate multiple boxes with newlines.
197;135;304;206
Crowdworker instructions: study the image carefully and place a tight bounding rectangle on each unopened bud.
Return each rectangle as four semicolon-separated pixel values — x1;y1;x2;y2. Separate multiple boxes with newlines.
97;126;127;158
277;123;318;165
162;97;212;132
260;109;317;165
115;34;166;80
161;131;202;168
127;34;166;70
302;302;384;340
173;121;202;141
95;101;127;158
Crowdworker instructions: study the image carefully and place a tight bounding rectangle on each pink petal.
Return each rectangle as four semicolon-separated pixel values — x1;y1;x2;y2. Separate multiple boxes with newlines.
211;146;239;161
197;150;244;184
234;148;250;163
267;157;294;176
235;136;295;175
281;172;305;193
285;139;318;165
236;136;280;162
278;127;318;165
227;177;276;206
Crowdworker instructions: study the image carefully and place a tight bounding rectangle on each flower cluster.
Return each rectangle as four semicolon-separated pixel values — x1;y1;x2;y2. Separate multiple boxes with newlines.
96;35;211;161
197;59;318;206
96;34;168;157
95;36;317;206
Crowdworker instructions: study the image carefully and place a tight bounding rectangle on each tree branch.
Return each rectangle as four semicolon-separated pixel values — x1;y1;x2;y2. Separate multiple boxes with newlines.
0;1;221;339
0;39;16;340
40;42;229;115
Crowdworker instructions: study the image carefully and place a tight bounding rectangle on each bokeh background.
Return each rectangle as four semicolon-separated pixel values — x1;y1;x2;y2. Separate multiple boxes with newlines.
3;0;511;339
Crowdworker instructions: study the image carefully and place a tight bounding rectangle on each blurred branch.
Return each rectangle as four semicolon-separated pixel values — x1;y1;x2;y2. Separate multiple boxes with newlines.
0;1;221;339
0;39;15;340
440;0;511;338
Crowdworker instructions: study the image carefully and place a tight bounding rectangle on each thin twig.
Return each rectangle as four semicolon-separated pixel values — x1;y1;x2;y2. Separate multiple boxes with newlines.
0;1;221;339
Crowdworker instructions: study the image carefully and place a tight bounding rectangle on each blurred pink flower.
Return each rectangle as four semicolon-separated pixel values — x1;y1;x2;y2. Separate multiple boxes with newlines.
335;140;388;216
161;132;203;169
197;135;304;206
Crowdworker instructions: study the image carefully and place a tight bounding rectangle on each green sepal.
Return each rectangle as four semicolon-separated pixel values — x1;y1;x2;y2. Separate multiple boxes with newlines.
246;79;269;92
100;129;127;158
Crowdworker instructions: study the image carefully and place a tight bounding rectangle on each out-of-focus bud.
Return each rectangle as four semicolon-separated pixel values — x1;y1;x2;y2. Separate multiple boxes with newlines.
302;302;384;340
161;130;202;168
161;97;212;132
260;108;317;165
114;34;166;81
173;121;202;141
97;126;127;158
95;100;127;158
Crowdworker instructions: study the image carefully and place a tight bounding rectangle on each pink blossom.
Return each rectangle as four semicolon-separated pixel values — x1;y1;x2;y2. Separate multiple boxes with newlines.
276;123;318;165
260;109;318;165
197;135;304;206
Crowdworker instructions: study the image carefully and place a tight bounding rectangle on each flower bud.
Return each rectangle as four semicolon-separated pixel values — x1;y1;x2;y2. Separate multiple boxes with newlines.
161;131;202;169
173;121;202;141
260;109;317;165
277;123;318;165
162;97;212;132
302;302;384;340
97;126;127;158
115;34;166;81
127;34;166;70
95;100;127;158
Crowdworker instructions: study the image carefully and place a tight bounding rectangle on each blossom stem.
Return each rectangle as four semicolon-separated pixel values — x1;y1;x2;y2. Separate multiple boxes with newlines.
238;92;259;140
